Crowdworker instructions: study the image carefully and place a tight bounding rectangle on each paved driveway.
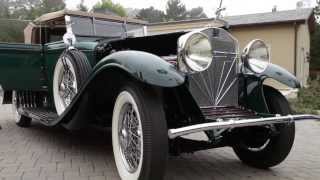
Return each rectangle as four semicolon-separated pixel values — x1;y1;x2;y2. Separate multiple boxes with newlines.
0;104;320;180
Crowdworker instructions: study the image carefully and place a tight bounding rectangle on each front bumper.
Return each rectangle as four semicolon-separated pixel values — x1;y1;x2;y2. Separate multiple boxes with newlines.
168;114;320;139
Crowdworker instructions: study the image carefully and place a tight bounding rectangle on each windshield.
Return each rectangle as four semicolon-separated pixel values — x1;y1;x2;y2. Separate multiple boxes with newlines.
70;16;145;41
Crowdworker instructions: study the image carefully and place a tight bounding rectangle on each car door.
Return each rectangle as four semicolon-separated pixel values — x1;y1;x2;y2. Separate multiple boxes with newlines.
0;42;45;90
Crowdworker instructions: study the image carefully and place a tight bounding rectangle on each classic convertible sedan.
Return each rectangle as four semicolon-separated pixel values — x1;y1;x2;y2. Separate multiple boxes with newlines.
0;10;319;180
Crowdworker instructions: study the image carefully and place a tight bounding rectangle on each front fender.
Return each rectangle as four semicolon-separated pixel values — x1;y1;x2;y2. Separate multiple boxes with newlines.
260;63;301;88
53;50;185;129
240;63;301;114
94;50;185;87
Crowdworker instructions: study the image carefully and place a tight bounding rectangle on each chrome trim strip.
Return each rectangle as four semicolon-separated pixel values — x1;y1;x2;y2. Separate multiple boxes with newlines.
216;61;226;102
215;57;237;105
215;78;237;105
161;55;178;61
190;75;215;105
199;71;214;103
213;50;237;55
168;114;320;139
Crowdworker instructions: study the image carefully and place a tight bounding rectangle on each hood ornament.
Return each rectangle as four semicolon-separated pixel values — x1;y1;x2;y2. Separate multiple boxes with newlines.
206;0;228;29
215;0;226;19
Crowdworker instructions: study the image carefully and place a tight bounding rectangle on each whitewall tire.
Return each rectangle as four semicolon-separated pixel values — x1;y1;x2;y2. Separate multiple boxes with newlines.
112;91;143;180
53;50;91;115
53;56;78;115
112;83;168;180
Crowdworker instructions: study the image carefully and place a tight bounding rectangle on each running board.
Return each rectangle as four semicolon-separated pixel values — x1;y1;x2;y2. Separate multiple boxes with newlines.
168;114;320;139
18;107;58;124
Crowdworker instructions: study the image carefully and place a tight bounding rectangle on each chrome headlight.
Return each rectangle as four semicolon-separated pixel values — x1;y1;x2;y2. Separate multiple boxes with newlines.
178;32;213;73
242;39;270;74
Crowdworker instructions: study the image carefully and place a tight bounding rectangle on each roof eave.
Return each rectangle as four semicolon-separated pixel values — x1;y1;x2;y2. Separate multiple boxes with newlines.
229;19;308;28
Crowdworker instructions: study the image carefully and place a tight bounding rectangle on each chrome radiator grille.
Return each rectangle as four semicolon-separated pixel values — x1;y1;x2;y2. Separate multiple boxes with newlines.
188;28;239;107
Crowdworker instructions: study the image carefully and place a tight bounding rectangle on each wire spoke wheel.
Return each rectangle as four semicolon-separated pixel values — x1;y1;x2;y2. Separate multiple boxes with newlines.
118;102;143;173
112;83;168;180
53;50;91;115
57;57;78;108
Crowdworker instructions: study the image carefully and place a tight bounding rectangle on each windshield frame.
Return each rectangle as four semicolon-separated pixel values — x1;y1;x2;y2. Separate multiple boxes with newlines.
68;15;146;40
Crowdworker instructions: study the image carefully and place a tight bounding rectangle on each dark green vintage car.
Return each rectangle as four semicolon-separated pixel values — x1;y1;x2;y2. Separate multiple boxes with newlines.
0;10;319;180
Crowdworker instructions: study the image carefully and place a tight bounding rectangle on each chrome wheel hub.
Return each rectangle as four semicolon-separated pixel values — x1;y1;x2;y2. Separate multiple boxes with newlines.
118;103;142;173
58;58;77;107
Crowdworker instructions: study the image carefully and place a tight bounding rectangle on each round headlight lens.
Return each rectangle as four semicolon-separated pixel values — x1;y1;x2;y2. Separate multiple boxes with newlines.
185;33;213;72
244;40;270;74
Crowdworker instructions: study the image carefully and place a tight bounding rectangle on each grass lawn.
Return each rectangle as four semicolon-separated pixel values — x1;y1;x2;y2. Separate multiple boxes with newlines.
290;80;320;115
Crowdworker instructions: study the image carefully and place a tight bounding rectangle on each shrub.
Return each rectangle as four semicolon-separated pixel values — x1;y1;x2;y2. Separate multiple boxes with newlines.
290;80;320;114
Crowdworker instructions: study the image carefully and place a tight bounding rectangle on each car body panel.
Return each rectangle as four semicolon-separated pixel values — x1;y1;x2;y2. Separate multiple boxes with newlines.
0;40;98;92
260;63;301;88
239;63;300;114
0;43;44;90
239;75;269;114
94;50;185;88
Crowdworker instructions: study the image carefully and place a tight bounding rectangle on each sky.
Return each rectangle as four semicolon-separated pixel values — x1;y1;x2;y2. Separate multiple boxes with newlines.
65;0;318;17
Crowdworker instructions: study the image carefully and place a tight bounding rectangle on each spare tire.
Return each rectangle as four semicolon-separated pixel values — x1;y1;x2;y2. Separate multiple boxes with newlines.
53;49;92;115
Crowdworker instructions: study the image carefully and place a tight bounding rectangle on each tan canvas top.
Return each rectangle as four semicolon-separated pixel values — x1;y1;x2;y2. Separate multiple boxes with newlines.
25;10;147;43
33;9;147;25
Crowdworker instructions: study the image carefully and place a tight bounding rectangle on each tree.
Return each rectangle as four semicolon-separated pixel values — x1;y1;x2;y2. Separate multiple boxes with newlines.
77;0;88;12
40;0;65;14
2;0;65;20
310;0;320;69
165;0;187;21
0;0;65;43
136;7;166;23
93;0;127;17
6;0;40;19
126;8;140;18
311;24;320;69
0;19;29;42
186;7;207;20
315;0;320;20
0;0;10;18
